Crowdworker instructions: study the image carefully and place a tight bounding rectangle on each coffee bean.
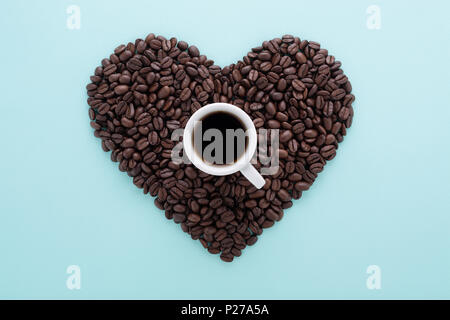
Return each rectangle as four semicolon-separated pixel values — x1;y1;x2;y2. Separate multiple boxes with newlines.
292;122;305;134
160;168;173;178
173;204;186;213
256;77;268;89
312;53;325;65
220;253;234;262
188;45;200;57
248;69;259;82
193;188;207;198
220;210;235;223
320;145;336;159
267;120;280;129
214;229;227;241
121;117;134;128
247;236;258;246
332;88;346;100
265;209;279;221
258;51;271;61
292;79;306;91
114;85;129;95
158;86;171;99
170;187;183;199
295;52;307;64
288;173;302;182
210;198;223;209
185;167;197;179
304;129;318;138
173;214;186;223
136;137;149;150
180;87;191;101
148;131;159;145
265;102;276;115
294;181;311;191
187;213;201;223
280;131;293;143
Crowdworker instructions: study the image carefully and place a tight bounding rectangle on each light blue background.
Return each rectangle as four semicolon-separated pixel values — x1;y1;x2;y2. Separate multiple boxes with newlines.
1;0;449;299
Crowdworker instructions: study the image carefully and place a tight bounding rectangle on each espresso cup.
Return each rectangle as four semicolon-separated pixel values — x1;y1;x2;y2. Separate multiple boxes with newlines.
183;103;266;189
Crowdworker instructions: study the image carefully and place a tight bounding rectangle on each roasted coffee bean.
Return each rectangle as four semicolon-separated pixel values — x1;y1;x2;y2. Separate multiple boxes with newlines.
214;229;227;241
220;252;234;262
173;213;186;223
87;34;354;263
209;198;223;209
158;86;171;99
148;131;159;145
136;137;149;150
292;79;306;92
193;188;207;198
280;131;293;143
320;145;336;159
267;120;280;129
180;87;191;101
185;166;197;179
294;181;311;191
173;204;186;213
114;85;129;95
220;210;235;223
187;213;201;223
304;129;318;138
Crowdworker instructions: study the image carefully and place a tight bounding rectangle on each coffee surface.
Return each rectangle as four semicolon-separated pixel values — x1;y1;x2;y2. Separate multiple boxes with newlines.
86;34;355;262
193;111;247;165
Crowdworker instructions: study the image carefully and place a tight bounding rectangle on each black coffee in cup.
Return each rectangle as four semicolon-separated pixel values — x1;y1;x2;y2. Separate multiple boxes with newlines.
193;111;248;165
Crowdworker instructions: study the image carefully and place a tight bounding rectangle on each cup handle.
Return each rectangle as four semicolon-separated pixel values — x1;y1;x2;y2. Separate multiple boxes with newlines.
240;163;266;189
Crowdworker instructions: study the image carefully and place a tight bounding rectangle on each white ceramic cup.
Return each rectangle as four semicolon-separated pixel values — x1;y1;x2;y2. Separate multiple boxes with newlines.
183;103;266;189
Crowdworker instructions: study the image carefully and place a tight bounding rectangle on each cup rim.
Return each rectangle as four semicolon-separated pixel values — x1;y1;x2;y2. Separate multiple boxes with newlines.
183;103;257;176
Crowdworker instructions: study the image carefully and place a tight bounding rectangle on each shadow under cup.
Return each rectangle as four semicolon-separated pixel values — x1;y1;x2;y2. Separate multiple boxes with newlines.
192;111;249;166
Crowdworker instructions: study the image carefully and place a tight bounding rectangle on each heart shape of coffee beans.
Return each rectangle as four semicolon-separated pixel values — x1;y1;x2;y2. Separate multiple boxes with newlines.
86;34;354;262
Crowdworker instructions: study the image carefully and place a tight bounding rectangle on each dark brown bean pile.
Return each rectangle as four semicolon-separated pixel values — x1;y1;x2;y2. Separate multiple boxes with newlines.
86;34;354;262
